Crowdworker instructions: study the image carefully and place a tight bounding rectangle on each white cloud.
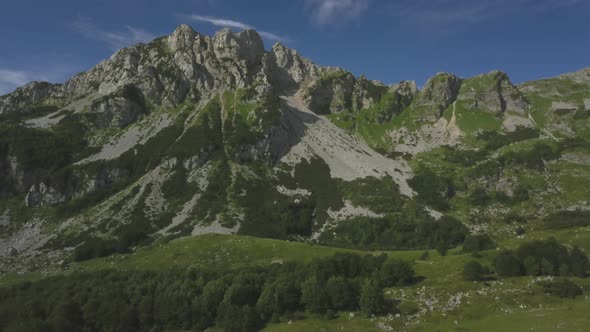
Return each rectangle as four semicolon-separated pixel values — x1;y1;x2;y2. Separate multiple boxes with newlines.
0;69;49;95
306;0;370;25
72;18;155;50
186;14;289;42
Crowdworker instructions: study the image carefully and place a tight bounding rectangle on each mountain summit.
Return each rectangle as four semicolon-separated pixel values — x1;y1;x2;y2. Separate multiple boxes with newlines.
0;25;589;270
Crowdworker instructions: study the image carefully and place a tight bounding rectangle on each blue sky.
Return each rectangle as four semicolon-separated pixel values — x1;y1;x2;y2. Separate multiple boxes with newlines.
1;0;589;94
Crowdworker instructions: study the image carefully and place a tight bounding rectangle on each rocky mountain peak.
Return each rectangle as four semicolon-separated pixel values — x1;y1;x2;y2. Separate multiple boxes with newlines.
167;24;198;52
390;80;418;97
0;81;64;114
414;72;462;118
457;70;528;115
212;27;265;67
263;42;321;90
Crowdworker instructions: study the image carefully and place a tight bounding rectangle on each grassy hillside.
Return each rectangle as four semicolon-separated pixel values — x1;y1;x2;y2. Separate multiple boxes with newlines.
2;224;589;331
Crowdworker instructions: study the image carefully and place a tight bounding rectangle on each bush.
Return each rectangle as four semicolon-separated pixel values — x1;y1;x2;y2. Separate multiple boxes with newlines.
494;250;523;277
408;167;454;211
541;210;590;230
478;126;540;150
515;238;586;277
359;279;386;316
469;187;490;206
463;234;496;253
378;259;415;287
322;215;467;251
539;279;583;298
503;212;526;224
500;142;561;170
494;239;589;278
0;116;90;172
463;261;487;281
441;146;489;166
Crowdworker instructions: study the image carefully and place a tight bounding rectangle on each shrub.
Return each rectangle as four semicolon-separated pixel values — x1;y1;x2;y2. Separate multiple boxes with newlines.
494;250;523;277
469;187;490;206
322;215;467;251
500;142;561;170
463;234;496;253
539;279;583;298
463;261;487;281
408;167;454;211
378;259;415;287
359;279;386;316
478;126;540;150
495;239;589;278
541;210;590;230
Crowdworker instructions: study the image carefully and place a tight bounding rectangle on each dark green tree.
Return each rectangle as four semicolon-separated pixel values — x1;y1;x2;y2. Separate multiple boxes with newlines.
326;276;358;310
301;277;330;314
494;250;523;277
379;259;415;287
463;261;486;281
359;279;385;316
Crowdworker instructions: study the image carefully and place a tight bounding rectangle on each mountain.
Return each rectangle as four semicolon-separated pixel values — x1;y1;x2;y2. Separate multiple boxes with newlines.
1;24;589;258
0;25;589;331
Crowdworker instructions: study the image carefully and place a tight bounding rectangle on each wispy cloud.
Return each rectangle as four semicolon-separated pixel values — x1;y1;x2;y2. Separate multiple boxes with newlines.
0;69;49;95
72;17;155;50
186;14;289;42
305;0;370;25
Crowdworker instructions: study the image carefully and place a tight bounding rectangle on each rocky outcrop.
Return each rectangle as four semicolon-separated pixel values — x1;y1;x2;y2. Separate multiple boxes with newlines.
263;43;321;90
457;71;528;115
298;69;357;114
212;28;265;67
373;80;418;123
297;69;407;116
413;72;462;120
0;154;48;198
0;25;326;120
85;85;147;129
25;183;67;208
0;81;64;115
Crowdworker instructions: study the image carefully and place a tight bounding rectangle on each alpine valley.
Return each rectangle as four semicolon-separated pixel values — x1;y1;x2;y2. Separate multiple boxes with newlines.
0;25;589;331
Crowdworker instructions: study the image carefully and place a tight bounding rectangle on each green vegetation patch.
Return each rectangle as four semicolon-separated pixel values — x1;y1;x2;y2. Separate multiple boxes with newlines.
0;114;91;172
540;210;590;230
0;252;415;332
494;237;589;278
320;215;467;253
337;176;405;214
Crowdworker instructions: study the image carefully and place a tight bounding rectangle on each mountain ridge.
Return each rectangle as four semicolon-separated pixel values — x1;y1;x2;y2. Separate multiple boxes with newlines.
0;24;588;270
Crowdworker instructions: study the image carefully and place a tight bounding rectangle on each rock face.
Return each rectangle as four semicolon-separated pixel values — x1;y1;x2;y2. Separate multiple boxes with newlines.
0;25;327;117
263;43;321;90
413;73;462;120
299;69;356;114
457;71;528;115
297;70;405;116
0;82;64;114
86;85;147;129
375;80;419;123
25;183;67;208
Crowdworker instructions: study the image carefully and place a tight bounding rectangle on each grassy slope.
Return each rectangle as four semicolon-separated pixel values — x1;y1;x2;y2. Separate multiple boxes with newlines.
2;225;589;331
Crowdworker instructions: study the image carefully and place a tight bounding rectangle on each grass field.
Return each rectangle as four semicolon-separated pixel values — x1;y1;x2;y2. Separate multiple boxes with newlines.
1;225;589;331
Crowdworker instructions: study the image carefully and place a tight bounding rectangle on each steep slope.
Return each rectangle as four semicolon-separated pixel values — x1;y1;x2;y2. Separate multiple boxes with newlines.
0;25;588;276
0;25;416;263
279;94;413;195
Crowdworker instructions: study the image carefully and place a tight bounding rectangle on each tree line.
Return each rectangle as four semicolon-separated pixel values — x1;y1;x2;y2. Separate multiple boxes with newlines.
0;253;415;332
